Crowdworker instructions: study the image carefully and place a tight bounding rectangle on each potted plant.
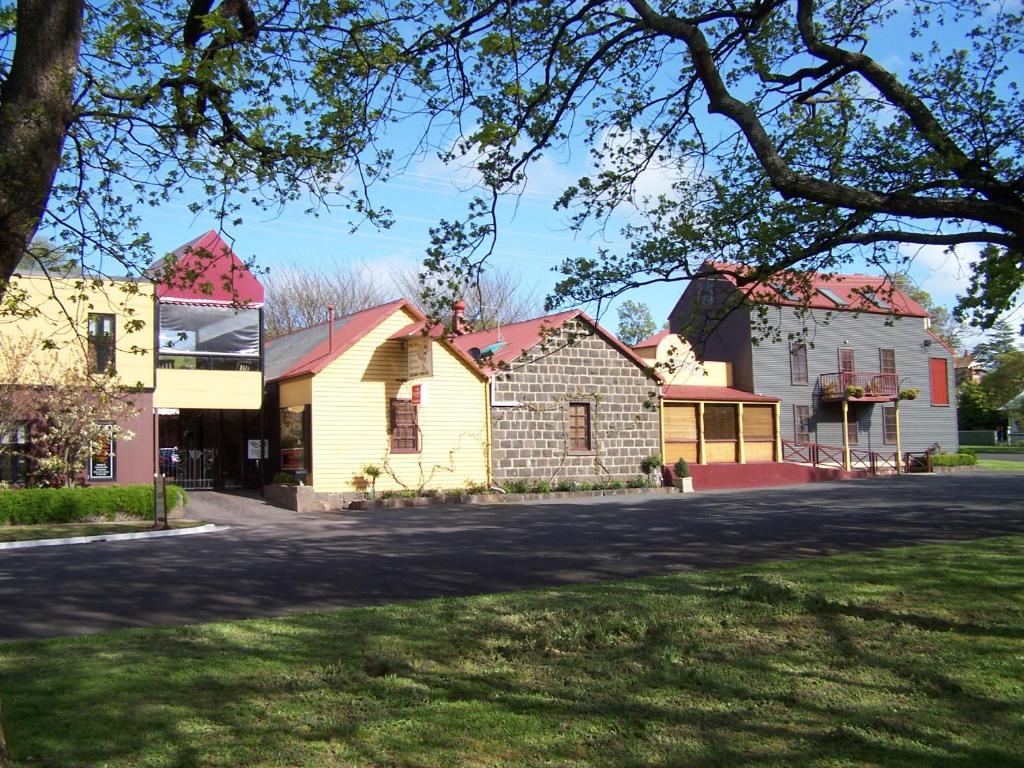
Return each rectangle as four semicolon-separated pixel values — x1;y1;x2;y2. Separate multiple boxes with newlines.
362;464;382;498
898;388;919;400
673;457;693;493
821;382;838;398
640;453;662;485
845;385;865;398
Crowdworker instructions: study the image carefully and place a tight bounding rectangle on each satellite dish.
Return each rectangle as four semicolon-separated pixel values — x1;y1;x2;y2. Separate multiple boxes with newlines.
468;347;482;361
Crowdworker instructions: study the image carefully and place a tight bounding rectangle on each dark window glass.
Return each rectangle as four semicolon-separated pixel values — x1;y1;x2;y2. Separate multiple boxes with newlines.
280;407;309;471
0;422;30;484
158;303;260;359
704;405;738;440
390;399;419;453
838;347;855;373
569;402;592;452
879;348;896;376
790;342;809;385
793;405;811;442
846;408;859;444
883;407;898;443
88;313;115;373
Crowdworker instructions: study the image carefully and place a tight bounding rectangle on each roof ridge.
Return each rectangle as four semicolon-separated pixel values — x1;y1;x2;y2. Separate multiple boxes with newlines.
266;298;408;343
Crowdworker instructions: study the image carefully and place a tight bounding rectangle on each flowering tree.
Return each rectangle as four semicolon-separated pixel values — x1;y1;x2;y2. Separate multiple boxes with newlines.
0;333;136;487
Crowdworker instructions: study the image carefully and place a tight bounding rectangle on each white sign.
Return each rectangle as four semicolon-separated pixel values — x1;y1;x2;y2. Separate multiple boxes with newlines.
247;439;267;460
407;336;433;379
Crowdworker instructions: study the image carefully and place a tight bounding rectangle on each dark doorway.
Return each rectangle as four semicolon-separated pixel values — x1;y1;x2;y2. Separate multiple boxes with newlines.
158;409;262;490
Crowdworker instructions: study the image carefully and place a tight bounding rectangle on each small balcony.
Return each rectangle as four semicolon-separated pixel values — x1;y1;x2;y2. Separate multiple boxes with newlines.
818;372;898;402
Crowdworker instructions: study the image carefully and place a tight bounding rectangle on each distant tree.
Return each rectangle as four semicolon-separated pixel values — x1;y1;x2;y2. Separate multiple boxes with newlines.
393;267;541;331
892;276;966;353
262;260;393;339
616;300;657;346
972;320;1021;372
980;349;1024;409
956;381;1003;431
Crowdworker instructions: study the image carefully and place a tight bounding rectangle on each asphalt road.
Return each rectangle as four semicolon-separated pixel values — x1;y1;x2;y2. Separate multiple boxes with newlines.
2;472;1022;641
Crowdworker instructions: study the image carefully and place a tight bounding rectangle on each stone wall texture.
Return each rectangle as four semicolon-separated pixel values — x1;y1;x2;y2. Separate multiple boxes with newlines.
489;318;661;483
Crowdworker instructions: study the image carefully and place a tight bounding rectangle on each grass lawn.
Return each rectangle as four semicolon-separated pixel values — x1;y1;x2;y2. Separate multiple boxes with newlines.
2;537;1023;767
975;459;1024;472
0;520;204;543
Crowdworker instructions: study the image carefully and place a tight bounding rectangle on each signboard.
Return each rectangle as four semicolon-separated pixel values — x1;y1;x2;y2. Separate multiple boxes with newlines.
407;336;433;379
247;439;268;460
281;447;305;471
89;425;115;481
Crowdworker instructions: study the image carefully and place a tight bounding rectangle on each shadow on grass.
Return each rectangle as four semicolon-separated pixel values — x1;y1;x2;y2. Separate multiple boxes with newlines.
3;537;1024;767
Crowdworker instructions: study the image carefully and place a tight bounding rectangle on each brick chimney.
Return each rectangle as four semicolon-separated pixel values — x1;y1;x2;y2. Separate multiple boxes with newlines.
327;304;335;351
452;299;469;336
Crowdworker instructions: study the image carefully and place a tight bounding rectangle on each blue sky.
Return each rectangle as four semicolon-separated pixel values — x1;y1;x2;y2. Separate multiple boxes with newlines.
131;0;1021;339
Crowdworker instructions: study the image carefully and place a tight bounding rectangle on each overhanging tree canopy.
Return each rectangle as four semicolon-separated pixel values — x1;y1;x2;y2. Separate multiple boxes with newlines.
409;0;1023;328
1;0;1021;333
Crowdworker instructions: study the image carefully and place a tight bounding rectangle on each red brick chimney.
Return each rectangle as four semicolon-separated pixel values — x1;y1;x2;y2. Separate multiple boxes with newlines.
452;299;468;336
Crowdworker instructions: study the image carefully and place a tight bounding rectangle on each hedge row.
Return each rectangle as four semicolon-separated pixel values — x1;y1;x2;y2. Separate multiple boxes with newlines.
930;453;978;467
0;485;186;526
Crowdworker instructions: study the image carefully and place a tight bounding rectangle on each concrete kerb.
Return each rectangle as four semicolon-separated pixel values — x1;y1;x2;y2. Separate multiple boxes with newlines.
0;523;228;551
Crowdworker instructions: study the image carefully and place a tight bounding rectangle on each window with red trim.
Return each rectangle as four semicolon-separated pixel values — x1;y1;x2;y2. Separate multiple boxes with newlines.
929;358;950;406
790;342;808;385
569;402;592;452
390;399;419;453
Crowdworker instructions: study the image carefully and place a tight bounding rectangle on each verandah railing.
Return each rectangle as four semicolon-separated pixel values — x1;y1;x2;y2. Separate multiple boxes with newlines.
782;439;901;474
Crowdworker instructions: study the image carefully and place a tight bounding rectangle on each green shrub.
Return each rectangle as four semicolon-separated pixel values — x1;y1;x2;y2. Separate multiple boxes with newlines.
640;454;662;475
554;479;575;492
271;471;296;484
503;479;531;494
626;475;650;488
931;453;978;467
576;482;594;491
529;479;552;493
600;479;626;490
0;484;186;526
463;481;490;495
674;458;690;478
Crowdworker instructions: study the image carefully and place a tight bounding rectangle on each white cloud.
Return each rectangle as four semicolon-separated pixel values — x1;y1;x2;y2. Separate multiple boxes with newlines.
900;241;981;305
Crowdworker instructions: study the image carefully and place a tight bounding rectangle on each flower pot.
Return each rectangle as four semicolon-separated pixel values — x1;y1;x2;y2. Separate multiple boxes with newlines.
674;477;694;493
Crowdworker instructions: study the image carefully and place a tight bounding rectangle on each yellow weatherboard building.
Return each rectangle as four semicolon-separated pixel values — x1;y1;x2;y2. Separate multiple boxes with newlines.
264;299;490;501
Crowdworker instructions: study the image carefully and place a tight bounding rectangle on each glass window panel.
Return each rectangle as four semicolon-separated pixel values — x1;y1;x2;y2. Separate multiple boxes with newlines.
704;405;738;440
159;304;260;357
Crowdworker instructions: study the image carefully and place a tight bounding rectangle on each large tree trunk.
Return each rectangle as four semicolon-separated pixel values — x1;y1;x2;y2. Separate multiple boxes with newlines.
0;0;85;291
0;693;9;767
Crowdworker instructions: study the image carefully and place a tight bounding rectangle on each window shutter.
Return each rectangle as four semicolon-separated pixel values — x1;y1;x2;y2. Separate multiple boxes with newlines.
390;399;419;452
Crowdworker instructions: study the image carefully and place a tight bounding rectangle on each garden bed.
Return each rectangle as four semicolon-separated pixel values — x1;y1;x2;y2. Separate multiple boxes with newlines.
348;486;676;510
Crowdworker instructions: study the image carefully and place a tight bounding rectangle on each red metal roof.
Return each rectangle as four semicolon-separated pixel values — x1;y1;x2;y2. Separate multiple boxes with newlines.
450;310;655;377
701;260;930;318
632;329;672;349
265;299;417;381
661;385;779;403
152;230;265;305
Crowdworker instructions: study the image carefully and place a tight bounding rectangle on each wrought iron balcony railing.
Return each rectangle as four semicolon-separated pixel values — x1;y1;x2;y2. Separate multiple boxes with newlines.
818;371;898;401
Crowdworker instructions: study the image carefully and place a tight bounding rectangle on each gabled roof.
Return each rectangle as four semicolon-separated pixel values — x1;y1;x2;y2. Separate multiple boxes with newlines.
150;230;264;305
662;385;779;403
693;260;930;318
632;329;672;350
265;299;415;381
449;310;655;377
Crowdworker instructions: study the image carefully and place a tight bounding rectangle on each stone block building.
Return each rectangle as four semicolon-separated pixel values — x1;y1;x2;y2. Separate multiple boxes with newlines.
451;308;661;484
